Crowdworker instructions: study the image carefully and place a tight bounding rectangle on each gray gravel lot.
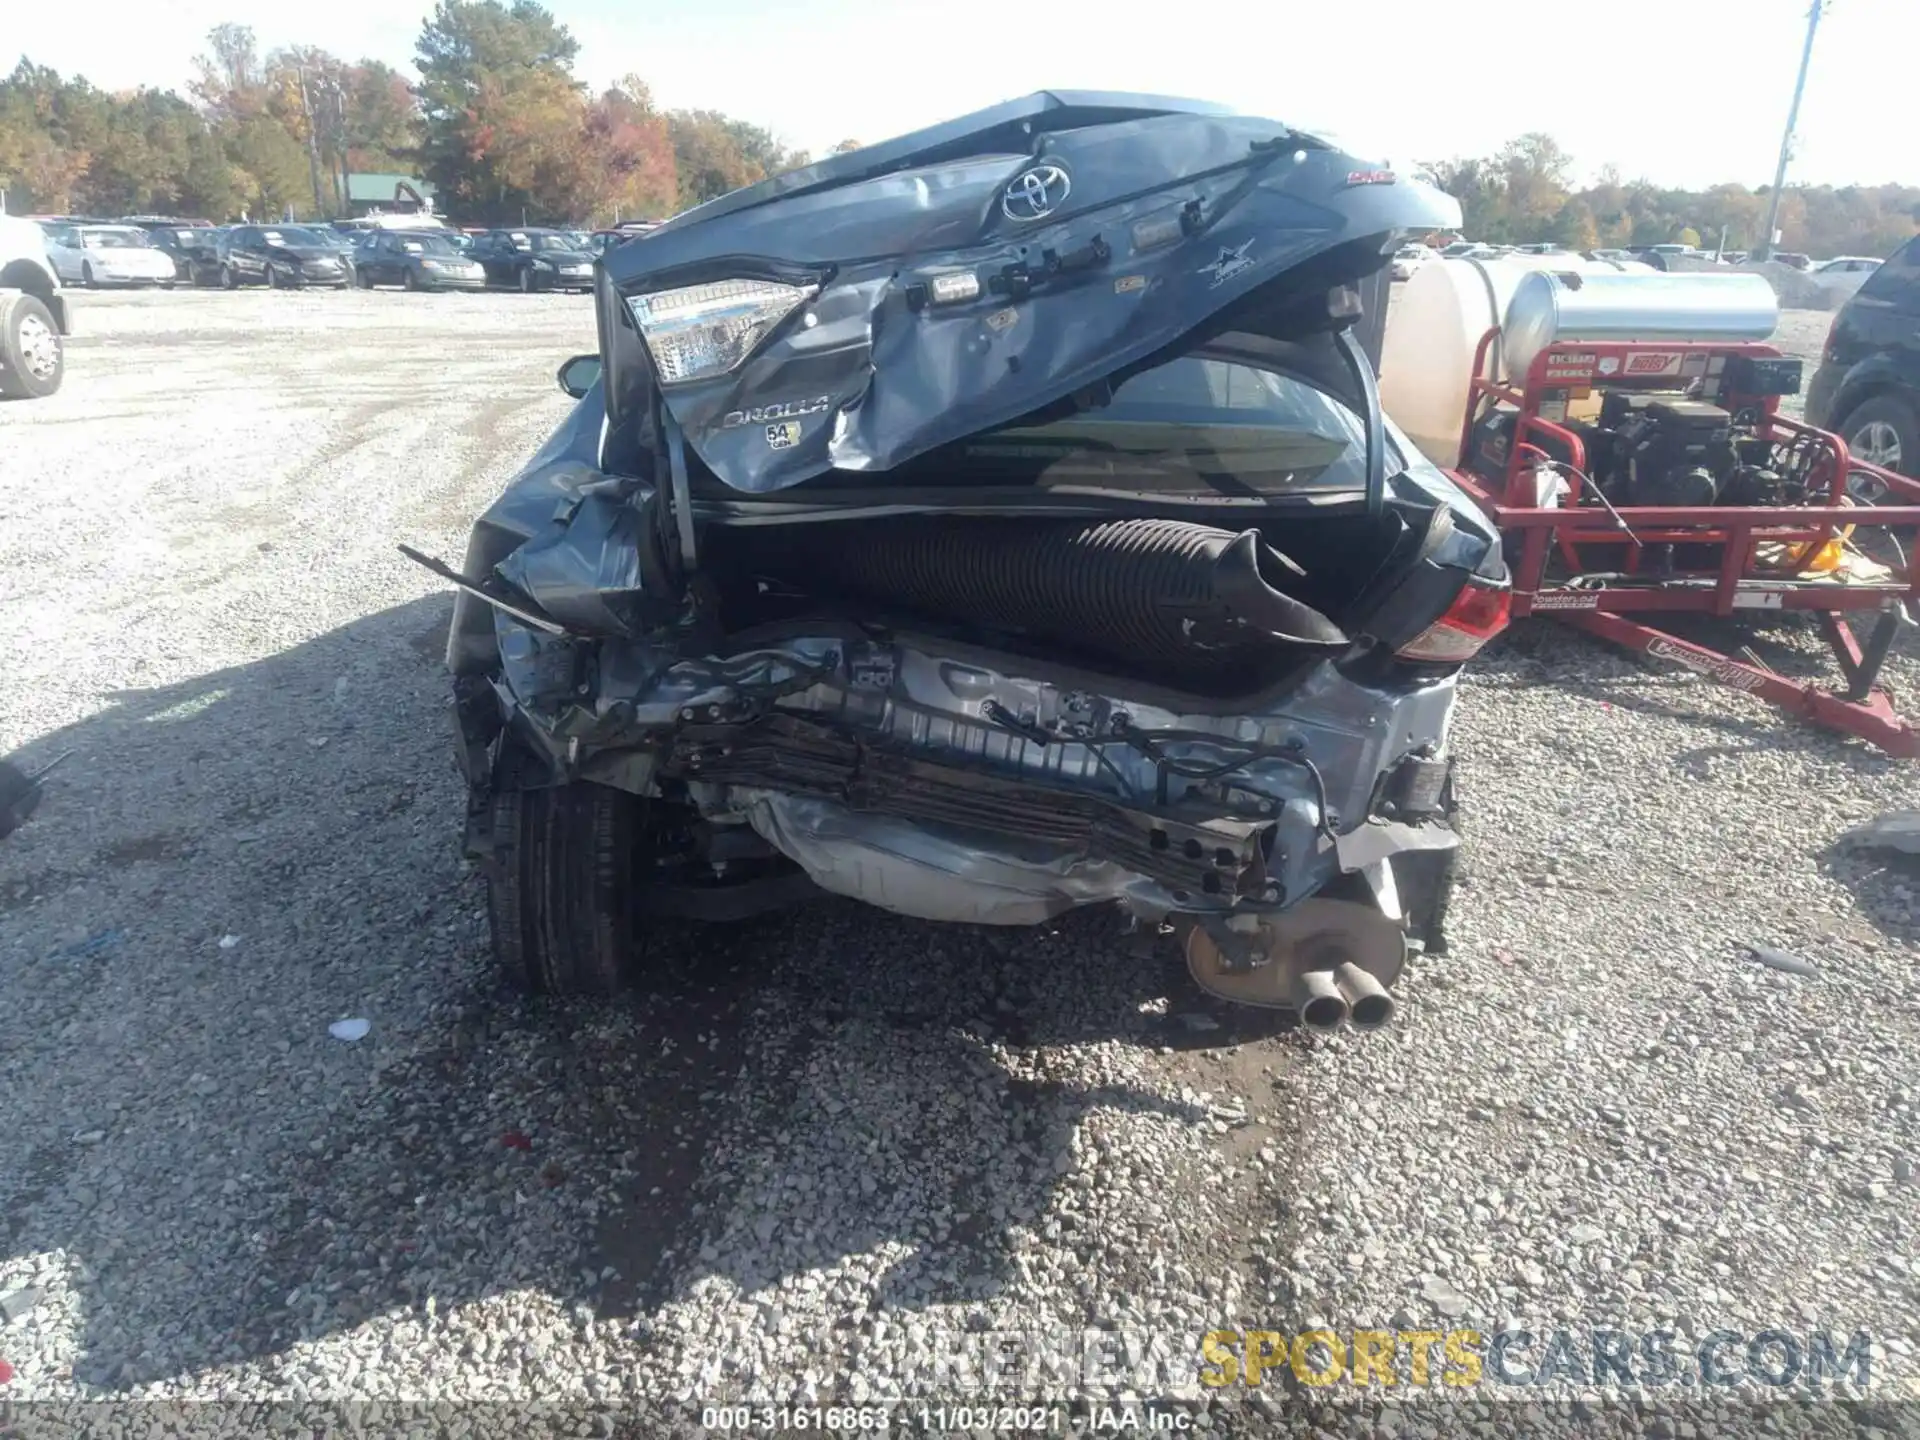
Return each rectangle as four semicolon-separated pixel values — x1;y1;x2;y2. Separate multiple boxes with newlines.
2;290;1918;1431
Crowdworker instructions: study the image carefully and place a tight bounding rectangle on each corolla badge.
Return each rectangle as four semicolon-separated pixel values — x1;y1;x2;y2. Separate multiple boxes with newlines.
1002;164;1071;222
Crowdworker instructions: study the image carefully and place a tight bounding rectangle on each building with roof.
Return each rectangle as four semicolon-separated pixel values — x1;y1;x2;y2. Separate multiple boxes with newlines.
344;174;436;219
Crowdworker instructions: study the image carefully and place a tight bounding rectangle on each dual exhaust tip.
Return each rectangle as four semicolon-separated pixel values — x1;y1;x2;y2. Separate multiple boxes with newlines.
1179;901;1405;1031
1292;962;1395;1033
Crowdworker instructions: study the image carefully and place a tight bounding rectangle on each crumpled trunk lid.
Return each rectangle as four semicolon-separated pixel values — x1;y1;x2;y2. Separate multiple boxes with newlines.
596;93;1460;494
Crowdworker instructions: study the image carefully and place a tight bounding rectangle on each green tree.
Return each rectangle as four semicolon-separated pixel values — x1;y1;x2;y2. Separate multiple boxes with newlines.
667;109;762;204
415;0;584;221
227;110;313;218
343;61;420;166
179;125;240;217
1547;197;1600;251
1495;133;1572;231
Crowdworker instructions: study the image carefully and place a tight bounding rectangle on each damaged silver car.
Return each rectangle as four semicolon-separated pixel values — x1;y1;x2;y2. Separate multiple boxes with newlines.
420;92;1509;1030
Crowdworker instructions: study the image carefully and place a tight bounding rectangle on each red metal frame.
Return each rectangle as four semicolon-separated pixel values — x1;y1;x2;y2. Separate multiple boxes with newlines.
1446;327;1920;756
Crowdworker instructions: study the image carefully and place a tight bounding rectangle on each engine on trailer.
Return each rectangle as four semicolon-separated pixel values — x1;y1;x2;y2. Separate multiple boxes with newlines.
1475;388;1825;518
1578;394;1808;509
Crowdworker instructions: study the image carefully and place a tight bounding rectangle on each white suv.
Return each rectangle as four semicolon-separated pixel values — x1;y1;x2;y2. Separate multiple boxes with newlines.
0;213;68;398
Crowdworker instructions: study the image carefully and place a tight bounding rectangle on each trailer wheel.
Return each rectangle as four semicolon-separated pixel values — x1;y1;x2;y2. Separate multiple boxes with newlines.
485;780;647;996
0;295;64;399
1840;395;1919;488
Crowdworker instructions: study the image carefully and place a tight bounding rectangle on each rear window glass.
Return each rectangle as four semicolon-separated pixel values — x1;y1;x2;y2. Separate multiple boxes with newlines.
1858;239;1920;305
805;344;1399;499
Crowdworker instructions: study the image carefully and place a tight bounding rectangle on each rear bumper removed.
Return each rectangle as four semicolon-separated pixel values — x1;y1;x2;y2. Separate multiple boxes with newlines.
457;617;1461;939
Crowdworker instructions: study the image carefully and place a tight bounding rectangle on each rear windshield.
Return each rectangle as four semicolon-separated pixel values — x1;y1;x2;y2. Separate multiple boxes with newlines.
749;343;1392;502
941;350;1391;498
399;234;459;255
82;229;150;249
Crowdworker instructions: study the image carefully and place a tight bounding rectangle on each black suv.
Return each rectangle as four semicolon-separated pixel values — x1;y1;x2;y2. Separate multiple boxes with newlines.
1807;235;1920;478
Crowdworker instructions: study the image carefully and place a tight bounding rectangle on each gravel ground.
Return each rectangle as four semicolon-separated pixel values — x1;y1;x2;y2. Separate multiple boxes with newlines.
2;292;1918;1435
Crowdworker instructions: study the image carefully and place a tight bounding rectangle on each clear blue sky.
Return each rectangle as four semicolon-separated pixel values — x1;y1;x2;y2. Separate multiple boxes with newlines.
8;0;1911;189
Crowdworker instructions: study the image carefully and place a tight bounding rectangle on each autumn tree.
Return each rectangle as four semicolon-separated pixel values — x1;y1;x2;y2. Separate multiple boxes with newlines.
1496;133;1573;231
415;0;585;221
579;77;676;222
665;109;807;205
192;24;265;119
1416;156;1503;239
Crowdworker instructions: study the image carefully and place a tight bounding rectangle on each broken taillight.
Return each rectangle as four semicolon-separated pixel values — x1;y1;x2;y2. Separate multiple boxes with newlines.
1395;578;1512;663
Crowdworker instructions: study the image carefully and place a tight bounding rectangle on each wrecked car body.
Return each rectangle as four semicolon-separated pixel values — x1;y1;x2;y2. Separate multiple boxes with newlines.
429;92;1508;1028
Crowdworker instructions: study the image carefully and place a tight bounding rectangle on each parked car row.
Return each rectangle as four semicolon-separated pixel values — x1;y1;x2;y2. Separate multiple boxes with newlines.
31;218;613;294
1406;239;1891;302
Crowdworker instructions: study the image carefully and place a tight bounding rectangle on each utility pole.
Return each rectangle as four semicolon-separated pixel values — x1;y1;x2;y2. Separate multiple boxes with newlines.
297;64;325;219
321;79;349;218
1757;0;1827;262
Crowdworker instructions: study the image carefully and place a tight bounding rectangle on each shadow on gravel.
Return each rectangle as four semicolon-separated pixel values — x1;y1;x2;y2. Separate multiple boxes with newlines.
0;596;1300;1393
1820;837;1920;947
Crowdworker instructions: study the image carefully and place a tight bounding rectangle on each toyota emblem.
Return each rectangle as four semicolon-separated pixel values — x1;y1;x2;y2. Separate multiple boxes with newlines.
1002;164;1071;222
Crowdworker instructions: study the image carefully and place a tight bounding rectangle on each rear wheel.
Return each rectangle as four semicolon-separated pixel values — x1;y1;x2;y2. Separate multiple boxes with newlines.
81;263;97;289
265;264;280;289
403;268;419;291
0;295;63;399
486;781;646;996
221;264;238;290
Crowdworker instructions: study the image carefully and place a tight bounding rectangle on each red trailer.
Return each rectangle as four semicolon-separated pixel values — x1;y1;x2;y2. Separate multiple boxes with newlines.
1447;324;1920;755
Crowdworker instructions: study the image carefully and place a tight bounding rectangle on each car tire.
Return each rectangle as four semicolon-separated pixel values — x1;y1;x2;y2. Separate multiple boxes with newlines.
161;280;175;291
486;781;645;996
1840;394;1920;484
81;263;97;289
0;295;64;400
518;267;533;294
403;269;419;292
221;264;238;290
356;268;373;289
265;265;280;289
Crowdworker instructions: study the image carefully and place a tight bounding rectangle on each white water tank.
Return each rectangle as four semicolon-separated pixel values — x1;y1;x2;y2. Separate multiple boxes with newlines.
1379;255;1655;468
1502;269;1779;377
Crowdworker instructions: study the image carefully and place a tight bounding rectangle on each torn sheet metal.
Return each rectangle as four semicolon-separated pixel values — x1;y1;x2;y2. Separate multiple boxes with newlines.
493;490;661;637
600;97;1460;495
